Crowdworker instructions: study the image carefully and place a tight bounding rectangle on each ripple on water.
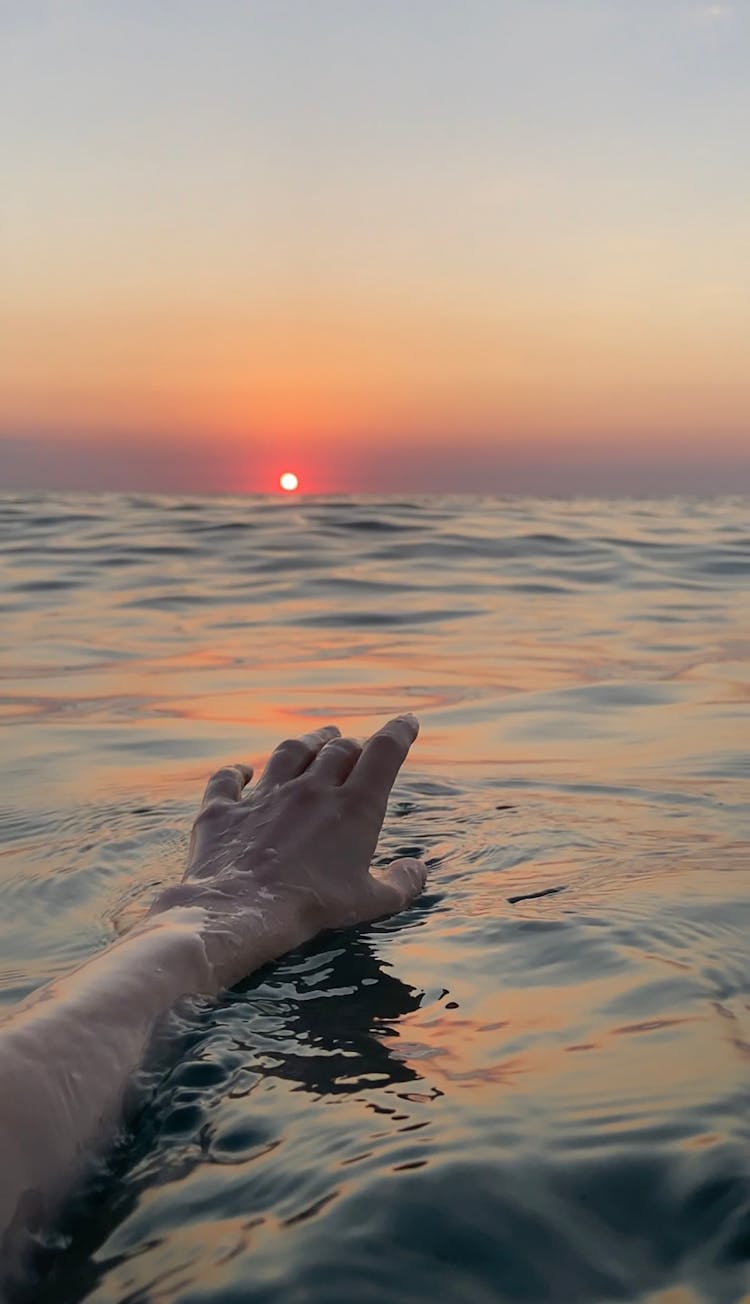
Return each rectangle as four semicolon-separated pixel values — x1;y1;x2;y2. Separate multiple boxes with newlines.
2;494;749;1302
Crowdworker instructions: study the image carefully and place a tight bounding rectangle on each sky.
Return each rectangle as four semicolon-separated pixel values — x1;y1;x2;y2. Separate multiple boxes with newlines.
1;0;748;494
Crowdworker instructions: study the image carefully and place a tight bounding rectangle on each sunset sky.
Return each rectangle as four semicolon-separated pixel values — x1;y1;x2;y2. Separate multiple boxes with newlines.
2;1;748;493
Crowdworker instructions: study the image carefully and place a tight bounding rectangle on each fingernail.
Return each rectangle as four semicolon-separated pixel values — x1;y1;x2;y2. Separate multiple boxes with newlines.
398;712;419;729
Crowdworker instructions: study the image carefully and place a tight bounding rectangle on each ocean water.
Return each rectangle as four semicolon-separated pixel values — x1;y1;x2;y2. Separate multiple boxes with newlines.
1;492;749;1304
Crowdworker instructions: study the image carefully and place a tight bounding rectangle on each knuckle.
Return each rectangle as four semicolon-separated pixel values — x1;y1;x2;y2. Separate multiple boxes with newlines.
323;736;359;757
338;737;361;752
197;797;226;823
211;766;236;785
372;733;401;761
276;738;309;759
376;727;400;747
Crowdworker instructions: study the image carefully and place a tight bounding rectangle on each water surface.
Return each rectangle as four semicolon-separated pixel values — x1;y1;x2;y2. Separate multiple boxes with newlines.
1;494;748;1302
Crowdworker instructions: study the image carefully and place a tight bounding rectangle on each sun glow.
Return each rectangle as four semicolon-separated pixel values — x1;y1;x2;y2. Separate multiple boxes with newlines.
279;471;299;492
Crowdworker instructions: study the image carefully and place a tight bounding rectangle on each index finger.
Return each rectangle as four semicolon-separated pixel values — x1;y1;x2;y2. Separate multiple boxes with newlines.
346;714;419;798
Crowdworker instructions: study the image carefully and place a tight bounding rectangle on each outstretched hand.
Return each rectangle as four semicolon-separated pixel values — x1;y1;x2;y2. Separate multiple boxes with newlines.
150;715;427;987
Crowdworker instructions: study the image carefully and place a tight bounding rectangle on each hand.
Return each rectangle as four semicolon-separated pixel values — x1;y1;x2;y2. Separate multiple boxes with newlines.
150;715;427;987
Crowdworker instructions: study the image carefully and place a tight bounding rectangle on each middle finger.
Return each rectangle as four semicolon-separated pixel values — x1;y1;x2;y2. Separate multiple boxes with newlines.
255;724;341;790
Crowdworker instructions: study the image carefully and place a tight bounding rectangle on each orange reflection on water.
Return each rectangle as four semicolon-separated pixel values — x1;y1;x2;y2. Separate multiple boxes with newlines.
386;956;745;1129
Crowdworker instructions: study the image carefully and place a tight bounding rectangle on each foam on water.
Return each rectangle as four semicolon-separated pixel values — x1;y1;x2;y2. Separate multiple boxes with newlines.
0;493;749;1302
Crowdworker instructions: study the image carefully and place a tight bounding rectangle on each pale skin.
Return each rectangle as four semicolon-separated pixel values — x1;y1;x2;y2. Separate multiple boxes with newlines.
0;714;426;1290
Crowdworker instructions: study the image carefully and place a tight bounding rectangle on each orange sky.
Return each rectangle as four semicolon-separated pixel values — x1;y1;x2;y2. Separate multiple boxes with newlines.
2;2;748;492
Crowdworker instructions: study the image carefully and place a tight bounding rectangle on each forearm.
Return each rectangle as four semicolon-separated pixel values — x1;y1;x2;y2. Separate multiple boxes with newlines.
0;714;424;1286
0;907;218;1276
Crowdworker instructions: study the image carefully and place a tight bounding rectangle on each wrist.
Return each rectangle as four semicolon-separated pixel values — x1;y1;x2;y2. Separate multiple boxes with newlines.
120;904;217;1001
147;878;314;992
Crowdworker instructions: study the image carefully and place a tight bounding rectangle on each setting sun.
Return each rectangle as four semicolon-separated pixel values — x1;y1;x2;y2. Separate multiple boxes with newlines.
279;471;299;492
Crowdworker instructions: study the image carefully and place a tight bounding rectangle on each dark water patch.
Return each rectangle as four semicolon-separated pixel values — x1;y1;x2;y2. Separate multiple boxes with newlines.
504;580;574;595
318;514;424;534
10;577;80;593
507;884;567;904
121;591;230;612
289;607;480;629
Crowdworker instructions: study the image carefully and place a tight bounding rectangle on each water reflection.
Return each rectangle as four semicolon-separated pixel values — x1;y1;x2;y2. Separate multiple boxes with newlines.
229;933;426;1096
31;933;428;1302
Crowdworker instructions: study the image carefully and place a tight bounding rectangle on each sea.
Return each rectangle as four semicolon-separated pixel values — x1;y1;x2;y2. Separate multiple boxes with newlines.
0;493;748;1303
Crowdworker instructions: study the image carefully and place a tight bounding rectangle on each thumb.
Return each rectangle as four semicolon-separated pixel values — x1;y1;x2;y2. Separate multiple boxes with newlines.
370;856;428;914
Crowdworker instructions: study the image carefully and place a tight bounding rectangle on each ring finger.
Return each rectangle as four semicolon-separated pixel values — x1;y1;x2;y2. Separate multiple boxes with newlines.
308;736;362;785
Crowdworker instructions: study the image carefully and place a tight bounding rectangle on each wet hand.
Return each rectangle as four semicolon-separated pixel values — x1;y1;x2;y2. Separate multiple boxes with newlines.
150;716;427;986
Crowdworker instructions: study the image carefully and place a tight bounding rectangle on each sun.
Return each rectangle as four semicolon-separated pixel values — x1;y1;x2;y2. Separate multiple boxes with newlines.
279;471;299;492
